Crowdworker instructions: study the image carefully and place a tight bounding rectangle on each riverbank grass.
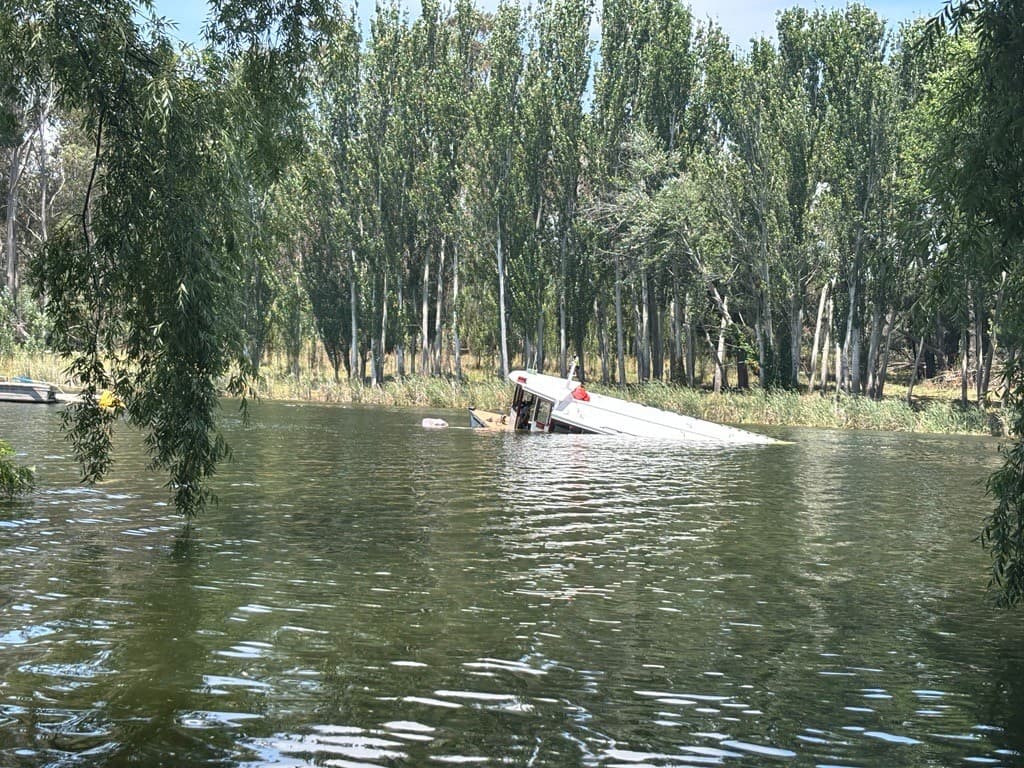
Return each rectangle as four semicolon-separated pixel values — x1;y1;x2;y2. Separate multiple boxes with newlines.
0;351;1005;436
629;380;1003;435
256;365;1005;436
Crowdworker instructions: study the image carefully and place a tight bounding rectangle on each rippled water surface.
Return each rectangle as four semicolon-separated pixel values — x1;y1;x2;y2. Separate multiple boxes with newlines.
2;400;1024;767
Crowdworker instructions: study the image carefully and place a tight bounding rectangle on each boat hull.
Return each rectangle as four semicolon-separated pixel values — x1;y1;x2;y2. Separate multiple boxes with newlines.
468;407;512;431
506;370;778;444
0;380;58;404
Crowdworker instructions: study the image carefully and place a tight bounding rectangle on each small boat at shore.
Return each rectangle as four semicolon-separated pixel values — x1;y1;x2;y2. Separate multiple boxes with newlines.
0;376;59;404
470;369;779;444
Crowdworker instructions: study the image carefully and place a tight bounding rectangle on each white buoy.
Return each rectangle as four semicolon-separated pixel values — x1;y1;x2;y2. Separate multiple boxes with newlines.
421;418;449;429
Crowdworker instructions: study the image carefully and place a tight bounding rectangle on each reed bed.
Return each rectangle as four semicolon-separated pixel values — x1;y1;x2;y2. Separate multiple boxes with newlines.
0;352;77;392
254;368;511;411
626;380;1003;436
0;350;1006;436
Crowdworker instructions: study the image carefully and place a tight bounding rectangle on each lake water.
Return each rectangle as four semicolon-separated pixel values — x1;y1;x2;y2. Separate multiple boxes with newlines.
1;399;1023;767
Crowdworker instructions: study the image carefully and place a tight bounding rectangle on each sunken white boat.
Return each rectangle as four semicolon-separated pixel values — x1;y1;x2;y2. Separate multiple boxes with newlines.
470;369;778;444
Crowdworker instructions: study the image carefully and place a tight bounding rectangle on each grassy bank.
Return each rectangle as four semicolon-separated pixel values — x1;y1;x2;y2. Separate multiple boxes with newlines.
628;380;1005;436
256;368;512;411
256;365;1006;436
1;351;1007;436
0;353;70;393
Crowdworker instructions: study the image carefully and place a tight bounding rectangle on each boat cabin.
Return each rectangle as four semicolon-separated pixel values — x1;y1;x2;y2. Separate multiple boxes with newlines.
510;375;588;434
493;369;778;443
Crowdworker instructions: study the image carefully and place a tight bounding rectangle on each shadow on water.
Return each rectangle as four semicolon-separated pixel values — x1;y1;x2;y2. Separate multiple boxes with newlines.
2;401;1024;767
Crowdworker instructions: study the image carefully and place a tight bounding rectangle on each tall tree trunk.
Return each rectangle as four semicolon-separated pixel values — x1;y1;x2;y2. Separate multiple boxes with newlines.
558;227;568;378
755;312;766;390
638;269;650;382
496;213;510;377
535;311;545;373
38;89;51;246
708;290;730;394
982;271;1007;401
650;272;663;381
809;280;830;393
614;253;626;386
960;316;970;406
842;245;863;393
865;298;884;398
370;274;386;387
789;288;803;389
396;270;406;377
851;331;862;395
835;336;843;398
670;270;682;383
421;250;430;375
876;308;895;400
907;335;926;404
975;287;985;403
736;348;749;389
759;247;775;388
842;279;857;394
821;289;833;394
433;237;445;376
349;254;359;382
371;277;381;387
452;239;462;380
685;293;695;388
5;141;26;301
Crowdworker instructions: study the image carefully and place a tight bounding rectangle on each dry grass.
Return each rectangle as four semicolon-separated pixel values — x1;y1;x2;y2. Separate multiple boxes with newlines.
1;349;1005;436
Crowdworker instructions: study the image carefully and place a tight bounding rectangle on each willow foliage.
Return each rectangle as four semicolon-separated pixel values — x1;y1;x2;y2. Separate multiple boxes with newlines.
0;440;33;498
25;0;339;517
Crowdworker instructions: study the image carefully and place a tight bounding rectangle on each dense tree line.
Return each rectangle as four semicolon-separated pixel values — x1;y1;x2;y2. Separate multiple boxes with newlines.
6;0;1018;400
2;0;1024;602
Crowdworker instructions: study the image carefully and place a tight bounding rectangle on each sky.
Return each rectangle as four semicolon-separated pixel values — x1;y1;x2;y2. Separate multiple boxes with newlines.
148;0;936;50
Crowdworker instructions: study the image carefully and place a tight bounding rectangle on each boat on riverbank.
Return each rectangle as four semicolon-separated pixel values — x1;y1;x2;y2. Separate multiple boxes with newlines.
470;369;779;444
0;376;59;404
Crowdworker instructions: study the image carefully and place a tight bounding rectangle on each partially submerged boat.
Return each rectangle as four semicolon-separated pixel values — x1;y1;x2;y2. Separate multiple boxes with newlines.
0;376;58;404
470;369;778;444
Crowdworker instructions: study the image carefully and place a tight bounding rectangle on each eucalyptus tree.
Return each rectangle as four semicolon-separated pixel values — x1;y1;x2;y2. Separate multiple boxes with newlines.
583;128;680;384
407;0;450;376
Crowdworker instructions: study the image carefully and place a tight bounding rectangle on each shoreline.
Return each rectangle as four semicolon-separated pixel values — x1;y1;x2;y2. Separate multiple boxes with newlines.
0;353;1006;437
251;372;1007;437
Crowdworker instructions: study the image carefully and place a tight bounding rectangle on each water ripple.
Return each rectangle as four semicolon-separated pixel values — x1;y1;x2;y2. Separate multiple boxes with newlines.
1;403;1022;767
